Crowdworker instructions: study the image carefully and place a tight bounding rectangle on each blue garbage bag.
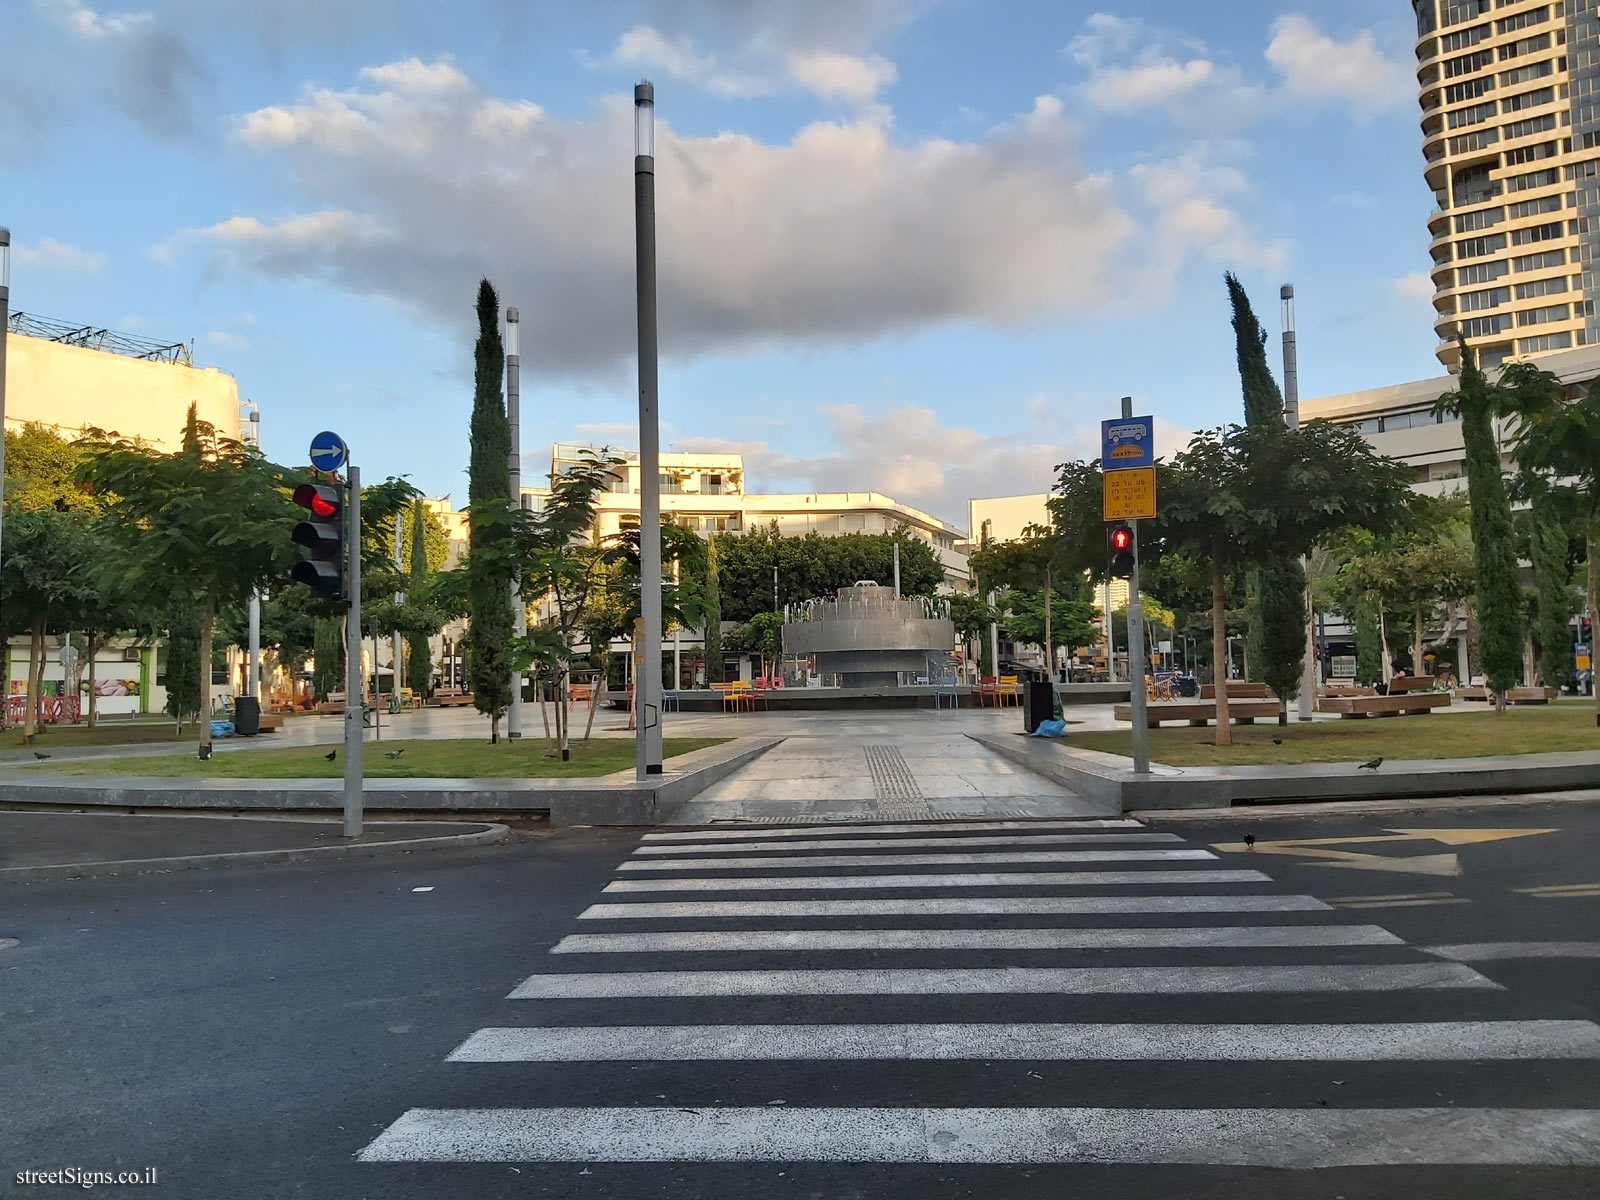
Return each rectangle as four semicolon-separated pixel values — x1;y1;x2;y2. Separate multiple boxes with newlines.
1030;718;1067;738
209;721;235;739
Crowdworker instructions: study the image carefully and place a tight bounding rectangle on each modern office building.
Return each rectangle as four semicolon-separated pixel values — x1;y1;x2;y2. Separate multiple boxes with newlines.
1415;0;1600;370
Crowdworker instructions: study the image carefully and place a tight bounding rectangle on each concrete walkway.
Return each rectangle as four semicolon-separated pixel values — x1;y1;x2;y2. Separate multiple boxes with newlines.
666;710;1115;824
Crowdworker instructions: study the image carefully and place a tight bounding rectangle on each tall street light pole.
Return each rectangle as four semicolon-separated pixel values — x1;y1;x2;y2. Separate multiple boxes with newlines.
1282;284;1317;723
0;227;10;643
243;402;262;704
634;81;664;778
505;306;524;740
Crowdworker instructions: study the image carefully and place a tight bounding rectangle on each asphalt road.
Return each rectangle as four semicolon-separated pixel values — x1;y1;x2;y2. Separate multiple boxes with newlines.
5;801;1600;1199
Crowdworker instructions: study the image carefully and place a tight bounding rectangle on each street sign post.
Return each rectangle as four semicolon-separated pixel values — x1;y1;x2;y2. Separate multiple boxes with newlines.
1104;402;1155;775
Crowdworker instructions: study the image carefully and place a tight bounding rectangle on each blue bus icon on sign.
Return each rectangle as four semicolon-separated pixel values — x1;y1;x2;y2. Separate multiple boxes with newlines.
1102;417;1154;470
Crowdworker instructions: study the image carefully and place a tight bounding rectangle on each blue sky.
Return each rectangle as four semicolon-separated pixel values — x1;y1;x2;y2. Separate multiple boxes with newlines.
6;0;1436;525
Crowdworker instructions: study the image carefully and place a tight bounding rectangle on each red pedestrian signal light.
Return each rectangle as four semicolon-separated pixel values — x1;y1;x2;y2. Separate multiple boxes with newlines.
1108;522;1135;579
291;483;345;598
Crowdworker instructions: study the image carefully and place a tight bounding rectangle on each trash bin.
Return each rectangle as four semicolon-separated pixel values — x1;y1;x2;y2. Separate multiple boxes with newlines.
234;696;261;736
1023;681;1057;734
1177;675;1198;698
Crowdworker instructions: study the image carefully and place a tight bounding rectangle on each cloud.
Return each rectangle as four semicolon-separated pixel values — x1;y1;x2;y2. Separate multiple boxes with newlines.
14;238;107;273
1082;57;1217;112
1393;272;1436;301
164;63;1210;374
33;0;207;137
206;330;252;349
1265;14;1412;116
1128;150;1290;280
612;25;765;98
1064;13;1260;127
789;51;897;102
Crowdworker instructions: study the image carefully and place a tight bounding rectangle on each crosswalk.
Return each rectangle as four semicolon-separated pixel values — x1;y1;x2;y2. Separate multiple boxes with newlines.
360;818;1600;1173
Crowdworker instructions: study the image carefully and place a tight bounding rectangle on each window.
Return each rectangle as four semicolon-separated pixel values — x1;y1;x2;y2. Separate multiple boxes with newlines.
1504;112;1557;139
1516;274;1568;298
1506;166;1560;190
1457;232;1508;257
1455;205;1504;231
1450;129;1500;154
1518;303;1571;324
1521;331;1574;351
1504;139;1559;164
1446;76;1495;102
1508;193;1564;218
1502;86;1554;113
1448;100;1499;128
1500;60;1554;86
1380;409;1445;432
704;474;723;495
1441;20;1490;49
1510;220;1564;244
1446;0;1491;24
1512;248;1567;270
1447;48;1494;75
1499;31;1553;59
1459;285;1511;310
1496;6;1550;34
1353;417;1383;436
1460;313;1514;336
1458;259;1508;284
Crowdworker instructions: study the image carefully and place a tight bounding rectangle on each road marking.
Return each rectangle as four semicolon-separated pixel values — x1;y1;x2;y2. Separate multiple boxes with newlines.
602;869;1274;893
1211;828;1556;880
507;962;1498;999
1423;942;1600;961
449;1020;1600;1063
1518;883;1600;899
618;849;1216;872
411;887;434;893
633;832;1182;856
551;924;1403;955
641;820;1144;841
578;894;1331;919
1326;891;1471;909
360;1105;1597;1165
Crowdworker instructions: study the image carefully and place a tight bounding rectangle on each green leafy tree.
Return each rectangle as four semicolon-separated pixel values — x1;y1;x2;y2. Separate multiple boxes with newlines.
0;507;101;737
745;610;783;678
4;423;99;513
312;615;343;702
1006;588;1099;665
405;501;436;696
465;279;514;740
1436;339;1523;709
1521;479;1579;691
77;405;296;754
948;592;997;678
711;525;944;623
163;604;201;728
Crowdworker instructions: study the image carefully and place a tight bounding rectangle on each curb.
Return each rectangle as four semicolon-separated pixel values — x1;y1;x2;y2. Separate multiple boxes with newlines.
0;822;511;884
1135;789;1600;822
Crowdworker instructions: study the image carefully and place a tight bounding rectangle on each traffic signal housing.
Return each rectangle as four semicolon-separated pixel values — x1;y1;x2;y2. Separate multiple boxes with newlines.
1108;522;1135;580
291;482;345;598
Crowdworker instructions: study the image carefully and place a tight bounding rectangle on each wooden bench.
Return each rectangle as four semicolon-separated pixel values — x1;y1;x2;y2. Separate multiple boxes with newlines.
1320;685;1378;698
1318;693;1451;719
257;712;283;733
431;687;476;707
1387;675;1439;695
1115;699;1283;727
1200;683;1275;700
1459;685;1555;705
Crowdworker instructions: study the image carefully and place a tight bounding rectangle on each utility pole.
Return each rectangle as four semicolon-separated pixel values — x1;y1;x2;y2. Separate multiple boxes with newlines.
392;510;404;701
243;402;262;705
1;228;11;650
892;540;901;599
505;306;524;740
1283;284;1317;723
1120;396;1151;775
633;82;663;778
343;465;363;838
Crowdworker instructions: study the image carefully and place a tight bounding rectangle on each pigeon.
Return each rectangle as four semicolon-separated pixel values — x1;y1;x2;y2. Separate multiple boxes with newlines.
32;751;50;760
323;750;337;762
1358;756;1384;772
1271;736;1283;745
385;748;405;760
1243;833;1256;850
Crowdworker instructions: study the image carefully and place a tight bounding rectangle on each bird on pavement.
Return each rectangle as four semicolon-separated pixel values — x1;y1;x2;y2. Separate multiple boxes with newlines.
1243;833;1256;850
1271;737;1283;745
385;748;405;760
32;751;50;760
323;750;337;762
1358;756;1384;771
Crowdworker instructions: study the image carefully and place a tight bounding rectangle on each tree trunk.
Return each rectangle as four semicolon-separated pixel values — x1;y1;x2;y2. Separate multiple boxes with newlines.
584;673;602;742
539;672;551;743
86;632;99;729
24;616;44;742
1414;605;1425;683
1378;607;1393;683
1211;552;1232;748
197;604;215;755
490;712;500;744
557;662;571;760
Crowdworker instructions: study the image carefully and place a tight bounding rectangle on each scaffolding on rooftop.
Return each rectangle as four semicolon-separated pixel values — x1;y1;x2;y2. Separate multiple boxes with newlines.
6;310;193;366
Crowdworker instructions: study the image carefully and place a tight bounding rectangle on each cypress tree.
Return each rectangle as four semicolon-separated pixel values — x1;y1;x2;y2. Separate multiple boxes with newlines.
405;499;434;698
1227;273;1306;716
704;535;724;684
1354;597;1383;686
465;279;513;739
164;605;201;729
1529;484;1576;691
1444;339;1523;707
312;614;342;701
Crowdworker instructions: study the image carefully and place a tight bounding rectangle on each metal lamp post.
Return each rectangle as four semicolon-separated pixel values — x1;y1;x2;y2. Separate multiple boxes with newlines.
1282;285;1318;723
0;227;10;628
243;402;262;704
505;306;525;740
634;81;664;778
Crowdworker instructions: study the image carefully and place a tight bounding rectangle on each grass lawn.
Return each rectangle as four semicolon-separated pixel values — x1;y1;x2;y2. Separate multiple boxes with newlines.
17;737;728;779
1070;701;1600;767
0;723;200;751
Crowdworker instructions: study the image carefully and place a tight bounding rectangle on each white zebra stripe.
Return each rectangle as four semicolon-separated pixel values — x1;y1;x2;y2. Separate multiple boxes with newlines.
449;1019;1600;1062
360;1105;1599;1165
507;962;1497;999
619;850;1215;872
641;820;1144;841
578;894;1329;919
550;924;1402;954
602;869;1273;893
632;833;1182;856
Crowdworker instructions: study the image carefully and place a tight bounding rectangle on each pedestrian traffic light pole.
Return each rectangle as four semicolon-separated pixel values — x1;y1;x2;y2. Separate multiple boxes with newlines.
1119;396;1151;775
343;464;363;838
1283;284;1317;723
634;81;664;780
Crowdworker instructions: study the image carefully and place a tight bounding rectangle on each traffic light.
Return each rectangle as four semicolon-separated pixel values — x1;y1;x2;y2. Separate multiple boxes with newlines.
291;482;345;598
1108;522;1135;579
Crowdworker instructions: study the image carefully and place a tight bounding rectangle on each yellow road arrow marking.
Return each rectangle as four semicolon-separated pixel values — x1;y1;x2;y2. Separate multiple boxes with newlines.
1383;828;1557;846
1209;827;1553;878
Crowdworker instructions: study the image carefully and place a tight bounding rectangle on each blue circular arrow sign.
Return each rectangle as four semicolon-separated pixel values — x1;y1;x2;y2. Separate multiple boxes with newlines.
309;431;349;472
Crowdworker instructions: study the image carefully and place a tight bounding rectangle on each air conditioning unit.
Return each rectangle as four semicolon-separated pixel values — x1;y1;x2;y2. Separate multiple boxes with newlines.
124;648;142;662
